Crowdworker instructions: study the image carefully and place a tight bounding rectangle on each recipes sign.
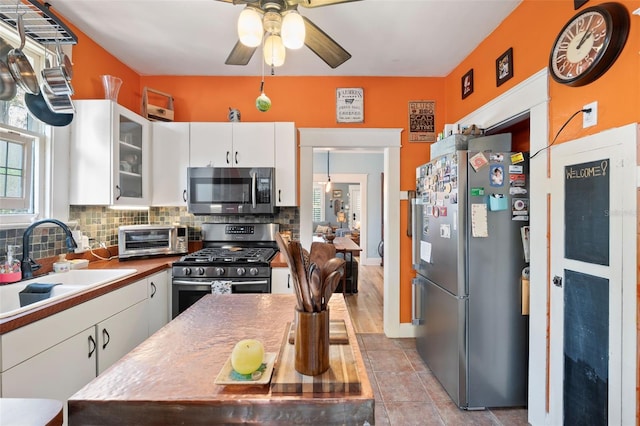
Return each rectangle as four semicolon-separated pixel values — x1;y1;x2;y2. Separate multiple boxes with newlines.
336;88;364;123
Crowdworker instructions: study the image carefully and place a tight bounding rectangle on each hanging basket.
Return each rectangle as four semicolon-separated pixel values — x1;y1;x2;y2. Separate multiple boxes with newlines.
142;87;174;122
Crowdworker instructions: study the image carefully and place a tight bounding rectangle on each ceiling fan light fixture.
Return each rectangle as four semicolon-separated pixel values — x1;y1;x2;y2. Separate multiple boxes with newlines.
263;34;286;67
282;11;305;49
238;8;263;48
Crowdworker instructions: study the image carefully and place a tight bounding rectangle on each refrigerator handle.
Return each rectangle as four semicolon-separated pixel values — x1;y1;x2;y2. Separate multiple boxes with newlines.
411;278;424;325
411;197;420;268
407;190;416;237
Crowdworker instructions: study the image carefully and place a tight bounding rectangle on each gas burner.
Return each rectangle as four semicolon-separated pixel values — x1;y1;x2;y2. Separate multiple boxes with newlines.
178;247;276;264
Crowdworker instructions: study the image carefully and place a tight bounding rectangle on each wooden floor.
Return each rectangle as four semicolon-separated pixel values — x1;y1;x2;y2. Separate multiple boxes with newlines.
344;263;529;426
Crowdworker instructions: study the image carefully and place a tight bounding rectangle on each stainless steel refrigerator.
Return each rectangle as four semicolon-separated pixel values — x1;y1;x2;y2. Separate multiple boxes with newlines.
411;134;529;409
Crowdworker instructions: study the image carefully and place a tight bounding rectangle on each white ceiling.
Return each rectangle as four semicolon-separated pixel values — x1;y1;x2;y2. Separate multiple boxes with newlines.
49;0;522;77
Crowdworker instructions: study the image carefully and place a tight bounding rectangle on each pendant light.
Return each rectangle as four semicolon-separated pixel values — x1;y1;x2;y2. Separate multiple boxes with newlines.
325;150;332;193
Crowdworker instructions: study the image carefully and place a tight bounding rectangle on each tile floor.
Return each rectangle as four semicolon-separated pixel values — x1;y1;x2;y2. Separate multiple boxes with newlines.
356;333;529;426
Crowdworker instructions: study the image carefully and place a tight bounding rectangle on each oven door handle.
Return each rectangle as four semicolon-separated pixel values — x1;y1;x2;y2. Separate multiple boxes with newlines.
172;280;213;287
230;280;269;286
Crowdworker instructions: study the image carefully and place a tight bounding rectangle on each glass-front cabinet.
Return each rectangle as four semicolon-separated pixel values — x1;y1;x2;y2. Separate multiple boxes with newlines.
70;100;150;206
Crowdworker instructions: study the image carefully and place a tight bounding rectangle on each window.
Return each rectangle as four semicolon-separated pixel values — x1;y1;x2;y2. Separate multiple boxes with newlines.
0;23;47;224
312;183;325;223
0;132;34;212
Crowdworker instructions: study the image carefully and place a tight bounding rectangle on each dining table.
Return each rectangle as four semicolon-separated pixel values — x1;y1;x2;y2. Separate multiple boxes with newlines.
332;236;362;295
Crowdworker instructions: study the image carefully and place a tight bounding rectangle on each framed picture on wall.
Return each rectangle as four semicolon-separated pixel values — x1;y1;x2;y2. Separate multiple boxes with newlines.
461;69;473;99
332;189;343;198
574;0;588;9
496;47;514;87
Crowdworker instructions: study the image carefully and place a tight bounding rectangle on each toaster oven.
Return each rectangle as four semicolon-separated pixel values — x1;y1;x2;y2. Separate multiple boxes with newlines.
118;225;188;260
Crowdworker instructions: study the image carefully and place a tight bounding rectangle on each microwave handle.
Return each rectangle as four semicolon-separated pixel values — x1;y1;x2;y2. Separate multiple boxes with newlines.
251;171;257;209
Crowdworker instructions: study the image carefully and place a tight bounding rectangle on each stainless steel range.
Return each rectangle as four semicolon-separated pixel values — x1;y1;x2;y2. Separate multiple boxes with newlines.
171;223;279;318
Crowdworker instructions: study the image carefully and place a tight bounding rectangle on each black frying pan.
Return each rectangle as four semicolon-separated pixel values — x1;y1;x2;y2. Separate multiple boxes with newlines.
25;91;73;127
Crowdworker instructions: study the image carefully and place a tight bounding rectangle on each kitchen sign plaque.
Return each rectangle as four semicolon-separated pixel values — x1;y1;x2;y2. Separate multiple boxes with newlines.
336;88;364;123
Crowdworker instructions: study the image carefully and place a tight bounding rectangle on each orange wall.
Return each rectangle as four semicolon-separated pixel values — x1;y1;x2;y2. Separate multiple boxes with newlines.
64;1;639;324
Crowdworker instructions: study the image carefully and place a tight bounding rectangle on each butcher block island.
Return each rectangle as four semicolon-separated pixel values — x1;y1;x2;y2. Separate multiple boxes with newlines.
68;294;374;425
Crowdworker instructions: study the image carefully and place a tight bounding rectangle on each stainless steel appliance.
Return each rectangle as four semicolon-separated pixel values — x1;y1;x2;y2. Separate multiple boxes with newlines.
411;134;529;409
187;167;275;215
118;224;188;260
171;223;279;318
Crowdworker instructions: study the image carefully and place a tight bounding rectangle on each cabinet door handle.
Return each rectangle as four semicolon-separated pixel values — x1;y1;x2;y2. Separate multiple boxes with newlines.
88;335;96;358
226;151;230;164
102;328;110;350
115;185;121;201
278;189;282;203
150;281;157;298
182;189;187;202
234;151;238;164
287;273;291;289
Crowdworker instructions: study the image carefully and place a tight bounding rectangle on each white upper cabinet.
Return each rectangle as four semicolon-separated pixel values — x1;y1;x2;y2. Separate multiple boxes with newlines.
151;122;190;206
274;122;298;206
70;100;150;206
189;122;274;167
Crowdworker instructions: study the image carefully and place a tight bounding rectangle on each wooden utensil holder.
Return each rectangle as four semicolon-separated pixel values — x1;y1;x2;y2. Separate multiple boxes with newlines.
294;308;330;376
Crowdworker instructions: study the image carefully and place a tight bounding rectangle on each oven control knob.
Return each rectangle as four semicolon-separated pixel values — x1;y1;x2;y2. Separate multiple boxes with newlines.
182;268;192;276
196;267;205;275
214;267;225;276
236;267;246;276
249;267;259;276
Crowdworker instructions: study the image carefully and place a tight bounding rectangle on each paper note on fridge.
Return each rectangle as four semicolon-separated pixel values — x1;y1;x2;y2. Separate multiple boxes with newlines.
420;241;432;263
471;203;489;237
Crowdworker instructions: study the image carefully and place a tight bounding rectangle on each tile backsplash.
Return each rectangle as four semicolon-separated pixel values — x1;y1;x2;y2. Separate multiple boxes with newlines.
1;206;299;262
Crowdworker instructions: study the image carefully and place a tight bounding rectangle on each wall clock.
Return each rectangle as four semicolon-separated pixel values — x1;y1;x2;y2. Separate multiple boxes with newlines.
549;2;629;87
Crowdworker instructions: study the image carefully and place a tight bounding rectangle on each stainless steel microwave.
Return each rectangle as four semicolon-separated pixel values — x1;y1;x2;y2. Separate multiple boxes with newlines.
187;167;275;215
118;225;188;259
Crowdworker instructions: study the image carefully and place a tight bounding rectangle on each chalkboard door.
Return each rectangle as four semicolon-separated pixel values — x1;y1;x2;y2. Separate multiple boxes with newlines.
549;137;625;425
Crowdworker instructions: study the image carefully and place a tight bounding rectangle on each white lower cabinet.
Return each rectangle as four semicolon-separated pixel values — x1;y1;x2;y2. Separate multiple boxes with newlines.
97;300;148;375
1;326;96;401
147;270;170;335
271;267;293;294
0;277;151;402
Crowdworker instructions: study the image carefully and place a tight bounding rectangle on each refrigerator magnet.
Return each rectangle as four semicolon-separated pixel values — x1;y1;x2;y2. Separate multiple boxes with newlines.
469;152;489;171
439;206;448;217
440;224;451;239
512;198;529;220
509;164;523;174
490;153;504;163
489;194;508;211
490;165;504;187
510;152;525;164
509;174;526;187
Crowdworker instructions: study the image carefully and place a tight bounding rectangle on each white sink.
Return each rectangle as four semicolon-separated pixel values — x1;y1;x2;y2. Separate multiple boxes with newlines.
0;269;137;319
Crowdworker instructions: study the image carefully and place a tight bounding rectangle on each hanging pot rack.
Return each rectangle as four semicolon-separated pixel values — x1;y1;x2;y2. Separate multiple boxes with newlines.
0;0;77;45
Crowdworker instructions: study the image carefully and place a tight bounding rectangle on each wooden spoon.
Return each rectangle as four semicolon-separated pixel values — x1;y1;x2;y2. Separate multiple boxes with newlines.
322;270;342;310
275;233;303;311
309;263;323;312
290;241;313;313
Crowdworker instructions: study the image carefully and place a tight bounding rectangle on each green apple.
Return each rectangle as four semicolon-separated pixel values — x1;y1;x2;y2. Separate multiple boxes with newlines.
230;339;264;374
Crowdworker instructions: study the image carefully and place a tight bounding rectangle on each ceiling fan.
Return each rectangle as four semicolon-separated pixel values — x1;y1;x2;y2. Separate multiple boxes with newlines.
216;0;361;68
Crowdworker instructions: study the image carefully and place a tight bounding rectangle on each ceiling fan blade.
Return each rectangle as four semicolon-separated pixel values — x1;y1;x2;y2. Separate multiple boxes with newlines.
296;0;362;8
215;0;257;4
303;16;351;68
225;41;257;66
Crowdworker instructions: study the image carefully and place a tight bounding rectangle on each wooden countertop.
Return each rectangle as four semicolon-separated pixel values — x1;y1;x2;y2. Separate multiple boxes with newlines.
68;294;374;425
0;256;179;334
1;252;292;334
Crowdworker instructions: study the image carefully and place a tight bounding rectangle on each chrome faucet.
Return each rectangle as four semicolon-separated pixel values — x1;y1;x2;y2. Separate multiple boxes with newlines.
21;219;78;280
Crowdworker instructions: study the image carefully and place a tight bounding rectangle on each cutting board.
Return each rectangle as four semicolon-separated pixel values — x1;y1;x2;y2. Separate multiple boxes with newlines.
287;319;349;345
271;323;361;394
